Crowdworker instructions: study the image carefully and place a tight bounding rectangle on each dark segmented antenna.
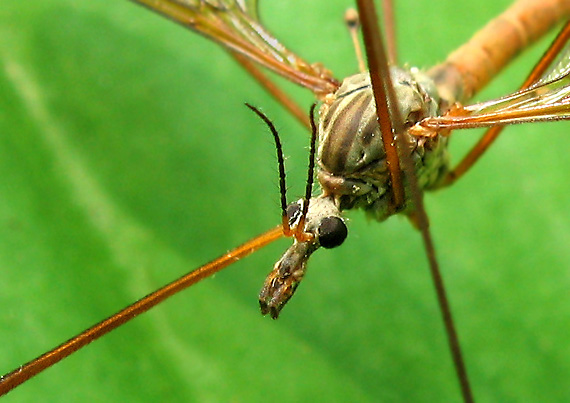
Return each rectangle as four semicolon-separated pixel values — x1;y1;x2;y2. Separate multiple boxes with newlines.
295;103;318;242
245;103;318;243
245;103;292;235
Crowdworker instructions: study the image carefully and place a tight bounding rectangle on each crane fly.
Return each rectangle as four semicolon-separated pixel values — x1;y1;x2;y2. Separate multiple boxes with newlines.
2;0;570;400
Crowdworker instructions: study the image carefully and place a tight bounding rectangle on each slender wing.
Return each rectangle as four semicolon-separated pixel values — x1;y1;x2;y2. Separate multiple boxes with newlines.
417;35;570;131
537;34;570;84
131;0;339;96
234;0;260;20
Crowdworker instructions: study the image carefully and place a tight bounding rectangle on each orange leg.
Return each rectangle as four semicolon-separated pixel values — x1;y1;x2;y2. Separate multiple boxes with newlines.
232;53;311;131
381;0;397;65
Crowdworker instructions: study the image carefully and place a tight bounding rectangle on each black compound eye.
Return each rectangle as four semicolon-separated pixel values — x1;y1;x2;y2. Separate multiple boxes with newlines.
286;202;302;226
317;216;348;249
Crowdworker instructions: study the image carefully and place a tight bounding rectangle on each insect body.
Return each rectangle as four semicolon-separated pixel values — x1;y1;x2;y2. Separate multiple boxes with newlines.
262;67;451;316
317;68;449;219
2;0;570;401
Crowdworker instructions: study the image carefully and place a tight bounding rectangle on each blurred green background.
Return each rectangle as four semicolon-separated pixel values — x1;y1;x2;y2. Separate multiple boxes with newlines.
1;0;569;401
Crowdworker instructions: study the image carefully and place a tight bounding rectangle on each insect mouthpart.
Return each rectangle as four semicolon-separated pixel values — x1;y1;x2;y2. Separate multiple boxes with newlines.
259;197;347;319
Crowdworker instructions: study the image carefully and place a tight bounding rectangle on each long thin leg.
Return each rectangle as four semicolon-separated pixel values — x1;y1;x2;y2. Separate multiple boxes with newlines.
233;53;311;131
355;0;404;209
344;4;397;70
440;21;570;187
345;9;367;73
355;1;473;401
0;227;283;396
381;0;397;65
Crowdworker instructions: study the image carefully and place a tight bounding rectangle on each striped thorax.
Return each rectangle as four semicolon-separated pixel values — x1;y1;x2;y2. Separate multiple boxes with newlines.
318;68;450;221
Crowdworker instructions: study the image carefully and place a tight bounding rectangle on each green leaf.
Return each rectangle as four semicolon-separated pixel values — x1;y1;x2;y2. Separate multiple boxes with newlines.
1;0;569;401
